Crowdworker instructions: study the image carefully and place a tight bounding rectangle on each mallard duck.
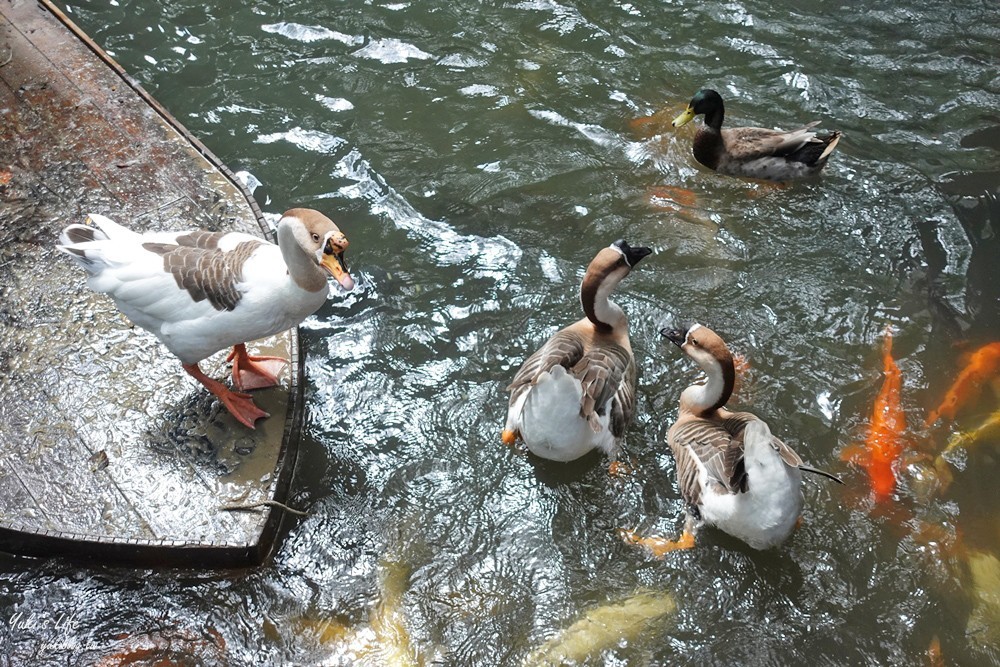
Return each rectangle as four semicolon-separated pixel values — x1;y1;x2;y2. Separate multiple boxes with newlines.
658;323;841;550
57;208;354;428
672;89;841;181
502;240;652;463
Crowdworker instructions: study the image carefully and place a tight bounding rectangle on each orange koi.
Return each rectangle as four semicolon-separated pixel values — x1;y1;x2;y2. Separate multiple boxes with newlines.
647;185;699;211
95;627;226;666
841;329;906;502
927;635;944;667
628;107;682;138
926;342;1000;426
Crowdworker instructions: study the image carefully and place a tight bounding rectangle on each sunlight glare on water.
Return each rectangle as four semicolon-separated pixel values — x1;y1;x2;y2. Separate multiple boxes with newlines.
4;0;1000;664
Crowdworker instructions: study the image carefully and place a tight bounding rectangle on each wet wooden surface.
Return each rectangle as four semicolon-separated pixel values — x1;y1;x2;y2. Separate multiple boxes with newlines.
0;0;302;566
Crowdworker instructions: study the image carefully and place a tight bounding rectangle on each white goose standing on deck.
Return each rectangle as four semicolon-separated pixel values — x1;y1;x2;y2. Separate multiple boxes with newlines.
502;240;652;464
57;208;354;429
656;323;841;551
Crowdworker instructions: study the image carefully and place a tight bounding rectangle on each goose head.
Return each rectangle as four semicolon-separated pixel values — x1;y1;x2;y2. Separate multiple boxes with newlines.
277;208;355;292
581;240;652;332
661;322;735;415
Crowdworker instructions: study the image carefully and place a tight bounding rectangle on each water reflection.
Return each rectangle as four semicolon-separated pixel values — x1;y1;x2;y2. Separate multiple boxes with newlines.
3;0;1000;664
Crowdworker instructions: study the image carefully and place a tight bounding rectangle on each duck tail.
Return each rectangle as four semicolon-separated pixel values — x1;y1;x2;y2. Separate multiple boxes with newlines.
818;131;842;161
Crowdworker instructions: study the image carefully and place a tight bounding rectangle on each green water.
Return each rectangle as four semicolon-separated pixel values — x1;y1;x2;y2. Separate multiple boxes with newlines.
4;0;1000;664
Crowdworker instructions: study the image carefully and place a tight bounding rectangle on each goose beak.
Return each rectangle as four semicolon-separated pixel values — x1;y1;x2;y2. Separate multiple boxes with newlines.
612;240;653;267
672;106;695;128
660;327;687;347
321;234;355;291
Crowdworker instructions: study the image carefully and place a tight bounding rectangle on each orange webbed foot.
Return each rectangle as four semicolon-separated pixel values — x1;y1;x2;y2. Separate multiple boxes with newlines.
608;461;634;477
218;389;271;429
227;343;288;391
183;362;270;429
501;429;519;447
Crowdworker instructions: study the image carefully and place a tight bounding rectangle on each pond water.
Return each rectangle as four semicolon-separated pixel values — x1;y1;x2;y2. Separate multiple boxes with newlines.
4;0;1000;664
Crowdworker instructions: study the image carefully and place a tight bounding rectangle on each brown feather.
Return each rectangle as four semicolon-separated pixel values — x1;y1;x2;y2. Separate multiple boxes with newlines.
143;239;263;311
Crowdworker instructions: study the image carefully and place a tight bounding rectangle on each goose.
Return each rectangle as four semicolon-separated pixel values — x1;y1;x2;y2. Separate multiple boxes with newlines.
657;323;841;550
57;208;354;428
502;240;652;464
672;89;841;182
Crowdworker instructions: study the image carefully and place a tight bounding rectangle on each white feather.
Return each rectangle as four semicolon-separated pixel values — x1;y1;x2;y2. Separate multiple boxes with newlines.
699;420;803;550
58;214;330;365
516;366;615;462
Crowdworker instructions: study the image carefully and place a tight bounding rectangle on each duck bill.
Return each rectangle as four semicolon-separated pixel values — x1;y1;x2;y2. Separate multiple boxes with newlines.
672;106;695;128
321;251;355;291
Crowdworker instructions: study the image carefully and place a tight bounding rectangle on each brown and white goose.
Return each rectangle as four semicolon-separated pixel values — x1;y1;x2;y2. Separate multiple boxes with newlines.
57;208;354;429
502;240;652;463
658;323;841;550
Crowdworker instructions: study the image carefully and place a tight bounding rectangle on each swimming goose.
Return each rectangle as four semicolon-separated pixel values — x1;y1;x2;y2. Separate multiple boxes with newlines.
672;89;841;182
502;240;652;463
659;323;841;550
57;208;354;428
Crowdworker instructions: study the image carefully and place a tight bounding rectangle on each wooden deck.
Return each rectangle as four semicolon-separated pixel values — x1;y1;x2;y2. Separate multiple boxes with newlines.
0;0;303;566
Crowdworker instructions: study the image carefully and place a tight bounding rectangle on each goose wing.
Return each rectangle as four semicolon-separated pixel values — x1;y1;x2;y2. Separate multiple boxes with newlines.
507;328;586;407
668;416;748;508
736;415;841;482
570;342;633;434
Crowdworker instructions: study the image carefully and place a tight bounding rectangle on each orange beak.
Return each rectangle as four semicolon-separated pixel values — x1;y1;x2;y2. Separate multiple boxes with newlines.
320;233;354;291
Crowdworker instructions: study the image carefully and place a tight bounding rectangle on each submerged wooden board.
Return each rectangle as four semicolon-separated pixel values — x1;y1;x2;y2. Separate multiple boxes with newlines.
0;0;303;567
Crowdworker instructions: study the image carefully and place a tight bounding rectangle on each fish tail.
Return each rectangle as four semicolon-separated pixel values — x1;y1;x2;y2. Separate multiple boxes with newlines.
881;326;894;365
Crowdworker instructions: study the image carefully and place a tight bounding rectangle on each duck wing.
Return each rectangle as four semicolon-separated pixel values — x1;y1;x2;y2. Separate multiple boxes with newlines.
609;357;637;439
721;122;821;161
140;237;265;312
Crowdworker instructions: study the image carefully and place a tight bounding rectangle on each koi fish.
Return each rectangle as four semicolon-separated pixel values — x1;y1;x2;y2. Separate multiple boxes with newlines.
647;185;699;210
627;107;677;137
292;557;421;666
619;528;695;558
940;407;1000;458
522;589;675;666
645;186;716;227
966;550;1000;646
732;352;751;398
841;328;906;501
926;342;1000;426
95;626;226;666
927;635;944;667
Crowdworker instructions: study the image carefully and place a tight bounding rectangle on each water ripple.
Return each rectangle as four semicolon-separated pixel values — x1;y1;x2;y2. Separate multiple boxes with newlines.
261;21;363;46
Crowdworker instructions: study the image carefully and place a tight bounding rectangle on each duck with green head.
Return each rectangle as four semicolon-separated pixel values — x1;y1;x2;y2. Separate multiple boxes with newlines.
672;89;841;182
